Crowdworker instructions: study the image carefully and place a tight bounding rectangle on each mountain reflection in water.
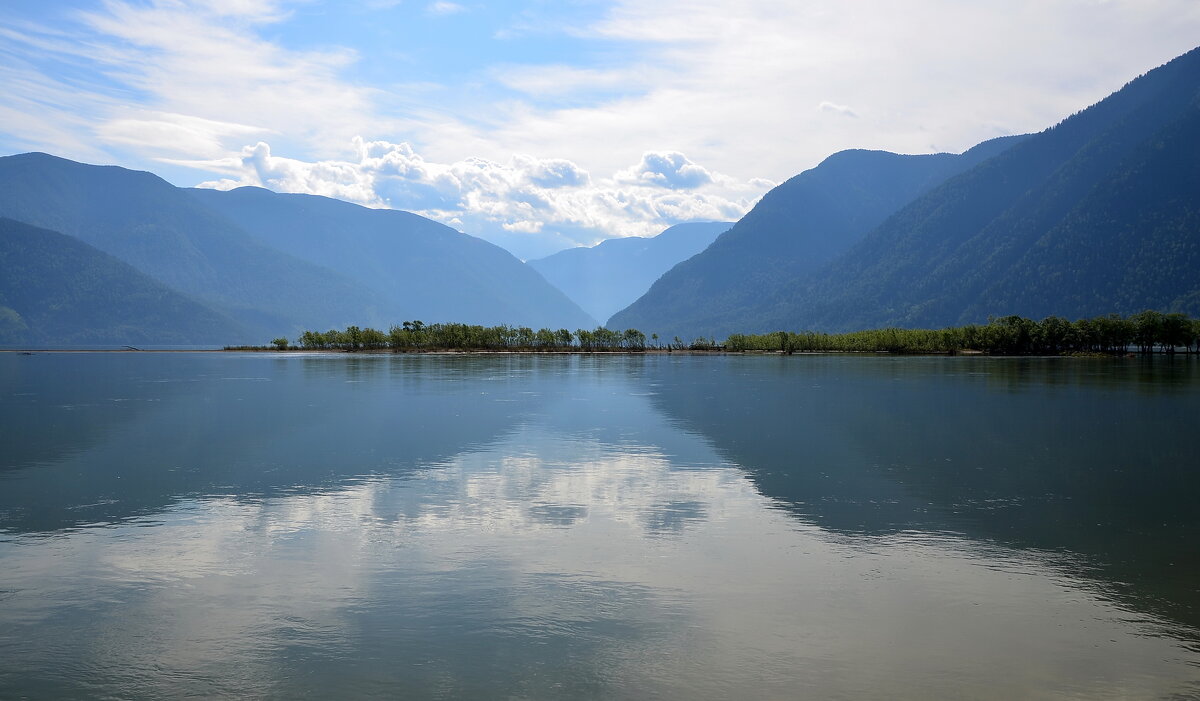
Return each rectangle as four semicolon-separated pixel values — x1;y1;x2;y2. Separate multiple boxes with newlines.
1;352;1197;699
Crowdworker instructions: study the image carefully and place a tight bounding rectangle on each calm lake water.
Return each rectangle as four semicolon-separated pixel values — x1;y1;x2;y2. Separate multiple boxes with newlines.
2;352;1199;699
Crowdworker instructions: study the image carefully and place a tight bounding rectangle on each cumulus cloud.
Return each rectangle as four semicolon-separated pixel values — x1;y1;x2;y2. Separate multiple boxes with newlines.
195;139;762;259
616;151;714;189
515;155;592;188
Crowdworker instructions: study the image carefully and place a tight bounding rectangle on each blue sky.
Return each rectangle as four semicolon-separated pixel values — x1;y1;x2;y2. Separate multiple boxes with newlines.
3;0;1199;259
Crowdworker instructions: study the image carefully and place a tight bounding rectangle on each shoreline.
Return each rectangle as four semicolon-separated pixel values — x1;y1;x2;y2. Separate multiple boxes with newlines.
1;348;1168;357
2;347;737;355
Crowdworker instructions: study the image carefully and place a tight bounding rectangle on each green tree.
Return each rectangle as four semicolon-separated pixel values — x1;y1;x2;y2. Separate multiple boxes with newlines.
361;327;387;349
622;328;647;350
1132;310;1165;354
1161;313;1190;353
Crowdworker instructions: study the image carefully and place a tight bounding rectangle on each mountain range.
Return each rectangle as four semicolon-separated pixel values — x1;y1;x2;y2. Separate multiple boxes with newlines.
613;46;1200;337
0;154;595;344
0;217;245;344
610;137;1025;335
526;221;731;323
188;186;596;330
2;46;1198;345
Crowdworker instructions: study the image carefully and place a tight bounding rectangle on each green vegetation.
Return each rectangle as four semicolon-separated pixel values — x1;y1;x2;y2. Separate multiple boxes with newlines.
291;321;648;352
726;312;1200;355
267;312;1198;355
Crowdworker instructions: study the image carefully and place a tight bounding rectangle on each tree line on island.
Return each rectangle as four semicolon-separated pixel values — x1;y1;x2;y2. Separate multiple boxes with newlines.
282;321;652;352
251;311;1200;355
726;312;1200;355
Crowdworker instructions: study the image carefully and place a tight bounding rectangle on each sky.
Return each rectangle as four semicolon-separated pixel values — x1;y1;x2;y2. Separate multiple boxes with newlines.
2;1;1199;260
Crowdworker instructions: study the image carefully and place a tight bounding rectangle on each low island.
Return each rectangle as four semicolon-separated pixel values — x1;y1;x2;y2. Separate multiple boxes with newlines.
228;311;1200;356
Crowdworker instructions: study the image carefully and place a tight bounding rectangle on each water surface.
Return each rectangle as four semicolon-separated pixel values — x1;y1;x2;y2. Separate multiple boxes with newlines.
1;353;1198;698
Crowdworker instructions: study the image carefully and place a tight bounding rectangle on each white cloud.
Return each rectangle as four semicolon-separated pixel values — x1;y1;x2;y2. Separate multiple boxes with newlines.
516;154;591;189
616;151;714;189
4;0;1200;258
4;0;384;164
502;219;543;234
198;0;293;21
818;101;859;119
240;141;384;204
194;138;759;259
410;0;1200;185
98;112;273;158
425;1;465;16
492;64;656;98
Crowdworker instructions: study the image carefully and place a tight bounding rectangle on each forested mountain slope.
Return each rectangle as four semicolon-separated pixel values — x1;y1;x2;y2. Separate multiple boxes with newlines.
609;136;1025;338
526;222;730;323
0;218;245;344
758;46;1200;332
0;153;390;339
0;153;596;342
188;187;597;330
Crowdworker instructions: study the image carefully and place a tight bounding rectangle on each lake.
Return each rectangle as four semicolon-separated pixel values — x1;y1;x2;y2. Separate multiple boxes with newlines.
1;352;1198;699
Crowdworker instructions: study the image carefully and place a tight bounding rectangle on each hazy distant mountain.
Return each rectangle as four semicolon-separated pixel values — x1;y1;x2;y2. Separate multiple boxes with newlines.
609;137;1025;338
0;153;597;343
0;153;391;340
760;45;1200;332
188;187;597;330
0;218;245;345
526;222;731;323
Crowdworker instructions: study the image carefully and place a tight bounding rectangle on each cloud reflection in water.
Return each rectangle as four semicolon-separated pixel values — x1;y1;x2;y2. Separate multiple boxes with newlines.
1;353;1198;699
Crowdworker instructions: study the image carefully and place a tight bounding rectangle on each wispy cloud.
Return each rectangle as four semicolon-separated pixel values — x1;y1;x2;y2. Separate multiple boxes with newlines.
492;64;656;98
425;1;465;16
1;0;382;164
818;101;858;119
418;0;1200;184
99;112;274;157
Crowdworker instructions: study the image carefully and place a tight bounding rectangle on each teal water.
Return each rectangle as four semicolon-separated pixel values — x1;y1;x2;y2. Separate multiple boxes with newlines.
1;352;1198;698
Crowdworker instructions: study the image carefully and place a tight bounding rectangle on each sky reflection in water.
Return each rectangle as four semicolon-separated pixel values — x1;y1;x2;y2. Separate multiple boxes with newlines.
1;353;1198;699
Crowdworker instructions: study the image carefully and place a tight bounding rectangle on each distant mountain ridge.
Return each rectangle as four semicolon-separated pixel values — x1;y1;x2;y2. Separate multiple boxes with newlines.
188;187;597;330
0;152;390;340
614;46;1200;337
609;136;1026;337
0;218;245;344
0;153;596;343
526;222;731;323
